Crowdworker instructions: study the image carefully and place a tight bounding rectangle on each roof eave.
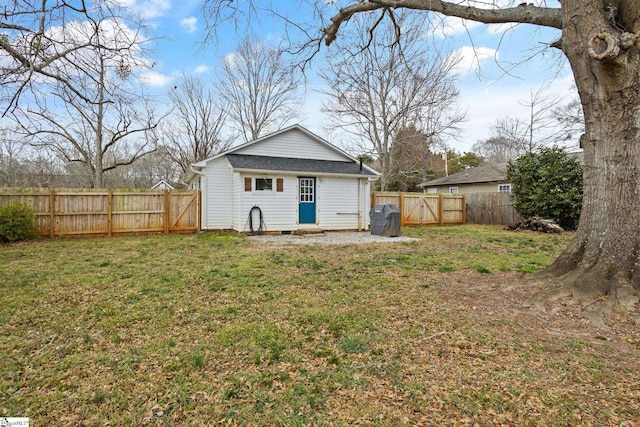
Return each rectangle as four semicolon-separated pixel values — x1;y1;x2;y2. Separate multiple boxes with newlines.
419;178;509;187
231;167;377;178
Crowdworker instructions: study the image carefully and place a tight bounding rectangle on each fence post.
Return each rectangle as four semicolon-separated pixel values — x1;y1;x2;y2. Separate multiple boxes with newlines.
49;190;56;238
462;195;467;224
438;194;444;225
107;191;113;237
399;192;405;226
164;190;170;235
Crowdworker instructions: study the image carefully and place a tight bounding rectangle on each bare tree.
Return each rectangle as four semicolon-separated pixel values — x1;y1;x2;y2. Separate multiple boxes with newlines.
161;74;233;174
217;38;302;143
320;12;464;191
12;17;162;189
553;97;585;146
473;87;585;162
104;151;181;189
388;126;445;191
0;123;24;187
0;0;145;114
471;135;524;163
518;86;569;151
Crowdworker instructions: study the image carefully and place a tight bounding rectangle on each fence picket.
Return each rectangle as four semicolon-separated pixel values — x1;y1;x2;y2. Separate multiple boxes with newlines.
0;189;201;238
372;192;465;226
372;191;518;226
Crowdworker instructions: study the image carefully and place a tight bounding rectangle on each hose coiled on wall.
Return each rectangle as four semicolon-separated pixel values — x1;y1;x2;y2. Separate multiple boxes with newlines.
248;205;266;235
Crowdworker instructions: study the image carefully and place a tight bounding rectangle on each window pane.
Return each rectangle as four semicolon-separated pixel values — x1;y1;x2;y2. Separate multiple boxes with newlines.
255;178;273;191
499;184;511;193
299;178;314;202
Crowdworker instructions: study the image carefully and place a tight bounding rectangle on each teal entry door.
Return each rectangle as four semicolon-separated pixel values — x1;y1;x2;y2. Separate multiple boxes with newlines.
298;177;316;224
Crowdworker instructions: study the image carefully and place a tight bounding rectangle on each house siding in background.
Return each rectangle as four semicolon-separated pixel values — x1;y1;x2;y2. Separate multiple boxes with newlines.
425;182;511;194
419;162;510;194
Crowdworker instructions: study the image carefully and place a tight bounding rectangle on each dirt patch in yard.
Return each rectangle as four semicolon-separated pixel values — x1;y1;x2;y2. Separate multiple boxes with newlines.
247;231;419;246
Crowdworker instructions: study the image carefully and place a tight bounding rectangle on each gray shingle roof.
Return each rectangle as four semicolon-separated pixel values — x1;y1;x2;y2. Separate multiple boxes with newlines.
419;162;508;187
225;154;378;176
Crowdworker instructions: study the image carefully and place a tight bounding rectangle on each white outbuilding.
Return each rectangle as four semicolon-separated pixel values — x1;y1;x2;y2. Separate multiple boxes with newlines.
184;125;379;234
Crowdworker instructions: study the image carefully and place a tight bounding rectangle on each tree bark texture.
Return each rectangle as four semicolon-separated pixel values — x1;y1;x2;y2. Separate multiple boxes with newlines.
534;0;640;308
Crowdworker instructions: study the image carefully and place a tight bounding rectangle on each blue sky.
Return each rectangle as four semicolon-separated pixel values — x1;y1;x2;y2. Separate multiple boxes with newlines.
127;0;577;153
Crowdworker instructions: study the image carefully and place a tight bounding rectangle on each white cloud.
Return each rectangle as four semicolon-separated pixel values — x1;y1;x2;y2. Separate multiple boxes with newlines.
40;19;149;75
223;52;242;69
431;0;509;37
194;64;211;74
450;46;498;76
180;16;197;34
113;0;171;19
433;17;483;38
140;70;172;87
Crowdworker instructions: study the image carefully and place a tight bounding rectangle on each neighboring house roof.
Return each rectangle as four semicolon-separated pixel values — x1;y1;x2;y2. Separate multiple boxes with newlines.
184;124;380;183
419;162;508;188
225;154;377;176
418;150;584;188
150;179;174;190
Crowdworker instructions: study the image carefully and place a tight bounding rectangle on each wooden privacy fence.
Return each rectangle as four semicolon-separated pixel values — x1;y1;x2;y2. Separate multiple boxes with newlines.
465;192;521;226
0;189;200;238
371;192;466;226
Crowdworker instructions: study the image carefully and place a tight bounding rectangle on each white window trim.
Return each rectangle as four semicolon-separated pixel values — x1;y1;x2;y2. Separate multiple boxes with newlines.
498;184;512;193
254;177;274;192
449;187;459;194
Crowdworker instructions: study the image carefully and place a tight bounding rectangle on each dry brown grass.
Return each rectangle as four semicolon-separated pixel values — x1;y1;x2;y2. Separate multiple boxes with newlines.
1;226;639;425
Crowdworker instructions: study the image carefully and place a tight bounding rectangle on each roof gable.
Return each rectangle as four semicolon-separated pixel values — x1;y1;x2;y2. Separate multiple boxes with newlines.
186;124;379;182
193;124;355;166
233;127;348;162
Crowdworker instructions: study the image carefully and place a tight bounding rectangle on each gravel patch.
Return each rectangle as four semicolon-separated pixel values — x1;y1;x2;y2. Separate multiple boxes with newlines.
247;231;419;246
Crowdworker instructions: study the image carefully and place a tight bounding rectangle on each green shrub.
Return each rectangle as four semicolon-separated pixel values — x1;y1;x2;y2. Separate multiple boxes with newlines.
507;148;583;230
0;203;37;242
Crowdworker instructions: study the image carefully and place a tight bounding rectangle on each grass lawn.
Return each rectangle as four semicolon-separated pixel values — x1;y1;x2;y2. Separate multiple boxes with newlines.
1;225;639;425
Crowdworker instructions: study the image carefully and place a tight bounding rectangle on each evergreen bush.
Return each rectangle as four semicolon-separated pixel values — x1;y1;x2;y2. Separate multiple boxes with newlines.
507;148;583;230
0;203;37;242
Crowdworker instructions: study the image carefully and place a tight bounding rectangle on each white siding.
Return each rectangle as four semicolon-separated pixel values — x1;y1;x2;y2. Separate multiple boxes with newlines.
317;176;362;230
236;174;298;232
231;172;241;230
235;128;347;161
201;164;374;232
202;158;233;229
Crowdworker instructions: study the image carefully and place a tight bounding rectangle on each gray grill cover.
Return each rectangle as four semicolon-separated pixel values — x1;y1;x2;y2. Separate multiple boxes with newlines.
370;204;401;237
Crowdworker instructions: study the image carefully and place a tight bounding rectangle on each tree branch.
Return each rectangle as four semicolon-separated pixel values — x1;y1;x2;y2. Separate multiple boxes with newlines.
324;0;563;45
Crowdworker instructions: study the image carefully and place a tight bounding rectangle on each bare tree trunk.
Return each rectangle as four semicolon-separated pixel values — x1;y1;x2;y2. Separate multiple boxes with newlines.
95;55;106;189
527;0;640;311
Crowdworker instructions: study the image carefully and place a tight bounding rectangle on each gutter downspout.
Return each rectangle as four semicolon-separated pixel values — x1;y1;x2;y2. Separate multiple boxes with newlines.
182;166;204;188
